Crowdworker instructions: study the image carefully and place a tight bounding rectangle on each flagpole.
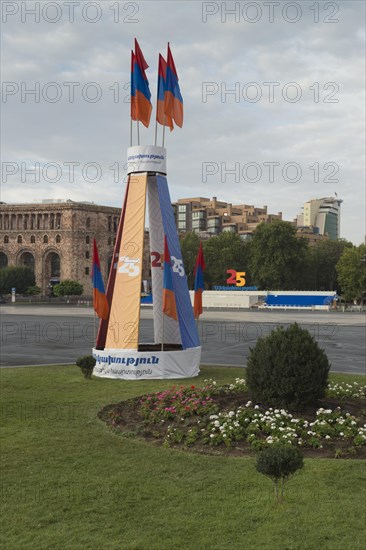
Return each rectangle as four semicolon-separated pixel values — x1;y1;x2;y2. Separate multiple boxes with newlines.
130;118;133;147
93;309;97;346
154;119;158;147
162;115;166;147
137;121;140;146
162;311;165;351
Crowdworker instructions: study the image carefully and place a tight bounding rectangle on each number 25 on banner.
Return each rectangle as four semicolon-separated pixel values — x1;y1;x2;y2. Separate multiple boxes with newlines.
227;269;246;287
118;256;140;277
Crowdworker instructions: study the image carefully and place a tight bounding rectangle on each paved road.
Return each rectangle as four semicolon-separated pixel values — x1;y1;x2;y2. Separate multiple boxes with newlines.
1;306;365;374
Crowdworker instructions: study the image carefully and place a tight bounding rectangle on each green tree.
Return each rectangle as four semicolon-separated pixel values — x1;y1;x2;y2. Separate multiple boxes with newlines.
309;239;353;291
336;244;366;303
25;285;42;301
203;232;250;287
0;266;35;294
256;444;304;502
53;280;83;301
249;221;308;290
180;232;200;289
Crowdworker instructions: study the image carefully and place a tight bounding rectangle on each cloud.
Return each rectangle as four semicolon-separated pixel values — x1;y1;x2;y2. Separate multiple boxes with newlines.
1;0;365;244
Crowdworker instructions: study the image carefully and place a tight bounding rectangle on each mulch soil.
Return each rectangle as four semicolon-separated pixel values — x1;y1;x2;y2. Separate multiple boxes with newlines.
98;390;366;459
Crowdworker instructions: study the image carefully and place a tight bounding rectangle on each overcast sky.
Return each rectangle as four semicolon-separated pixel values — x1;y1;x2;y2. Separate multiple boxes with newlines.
2;0;365;243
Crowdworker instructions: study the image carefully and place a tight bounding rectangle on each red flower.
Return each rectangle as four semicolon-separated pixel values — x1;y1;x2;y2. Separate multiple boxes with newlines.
191;385;195;389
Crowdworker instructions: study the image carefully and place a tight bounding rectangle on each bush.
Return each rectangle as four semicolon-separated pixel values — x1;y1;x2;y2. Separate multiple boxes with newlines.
76;355;96;379
53;280;83;299
0;266;35;294
246;323;330;409
256;444;304;501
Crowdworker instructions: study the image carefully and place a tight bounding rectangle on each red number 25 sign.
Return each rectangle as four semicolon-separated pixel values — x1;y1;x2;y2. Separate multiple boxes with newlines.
226;269;246;287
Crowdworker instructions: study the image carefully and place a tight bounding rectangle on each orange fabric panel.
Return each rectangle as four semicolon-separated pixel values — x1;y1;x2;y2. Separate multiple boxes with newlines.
105;173;147;349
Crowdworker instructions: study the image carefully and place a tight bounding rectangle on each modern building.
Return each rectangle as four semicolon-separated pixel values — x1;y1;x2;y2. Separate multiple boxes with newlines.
173;196;284;238
0;200;150;296
297;197;342;240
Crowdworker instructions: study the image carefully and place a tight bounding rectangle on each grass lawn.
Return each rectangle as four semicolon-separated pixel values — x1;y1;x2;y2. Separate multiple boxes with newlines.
1;365;365;550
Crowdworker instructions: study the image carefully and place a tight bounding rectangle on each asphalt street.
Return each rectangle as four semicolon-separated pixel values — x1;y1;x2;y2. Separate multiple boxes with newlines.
1;305;365;374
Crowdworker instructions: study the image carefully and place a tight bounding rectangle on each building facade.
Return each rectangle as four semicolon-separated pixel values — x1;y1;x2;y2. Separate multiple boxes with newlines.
0;200;152;296
173;196;283;238
0;200;122;295
297;197;342;240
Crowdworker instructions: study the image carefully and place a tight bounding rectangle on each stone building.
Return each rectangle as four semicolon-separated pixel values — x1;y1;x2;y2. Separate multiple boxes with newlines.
172;196;283;239
0;200;121;295
0;200;152;296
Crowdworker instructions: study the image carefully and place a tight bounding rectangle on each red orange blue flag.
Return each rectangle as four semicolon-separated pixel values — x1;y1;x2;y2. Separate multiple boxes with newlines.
162;236;178;320
92;239;109;320
164;43;183;128
193;242;205;319
156;53;174;131
131;39;152;128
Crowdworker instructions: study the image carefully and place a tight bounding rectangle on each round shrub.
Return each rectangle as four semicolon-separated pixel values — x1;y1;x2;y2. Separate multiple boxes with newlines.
76;355;96;379
246;323;330;409
256;444;304;501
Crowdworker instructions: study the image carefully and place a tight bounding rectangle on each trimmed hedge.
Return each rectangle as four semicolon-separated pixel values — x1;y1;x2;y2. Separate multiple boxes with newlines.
246;323;330;409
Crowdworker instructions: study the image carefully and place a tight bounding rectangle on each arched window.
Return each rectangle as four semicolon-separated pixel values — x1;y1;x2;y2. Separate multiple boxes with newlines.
17;235;22;244
86;236;90;244
43;235;48;244
19;252;35;271
85;267;90;275
4;235;9;244
30;235;36;244
46;252;60;277
56;235;61;244
85;251;90;259
108;237;112;246
86;217;91;229
0;252;8;269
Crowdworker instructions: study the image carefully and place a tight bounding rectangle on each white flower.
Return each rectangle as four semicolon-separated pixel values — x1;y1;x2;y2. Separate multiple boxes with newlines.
340;432;344;437
210;434;215;438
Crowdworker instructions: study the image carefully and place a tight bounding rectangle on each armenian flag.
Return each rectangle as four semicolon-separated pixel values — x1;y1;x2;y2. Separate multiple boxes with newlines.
92;239;109;320
131;39;152;128
162;236;177;320
193;242;205;319
156;53;174;131
164;43;183;128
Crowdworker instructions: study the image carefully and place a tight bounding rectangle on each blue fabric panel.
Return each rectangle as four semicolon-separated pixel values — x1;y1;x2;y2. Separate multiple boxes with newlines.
156;175;200;349
265;295;334;306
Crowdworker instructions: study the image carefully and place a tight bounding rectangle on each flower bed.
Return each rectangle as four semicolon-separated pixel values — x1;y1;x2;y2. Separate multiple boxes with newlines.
98;379;366;459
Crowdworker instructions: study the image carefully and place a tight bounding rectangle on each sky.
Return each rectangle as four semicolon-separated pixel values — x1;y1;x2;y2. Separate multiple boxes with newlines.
1;0;365;244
